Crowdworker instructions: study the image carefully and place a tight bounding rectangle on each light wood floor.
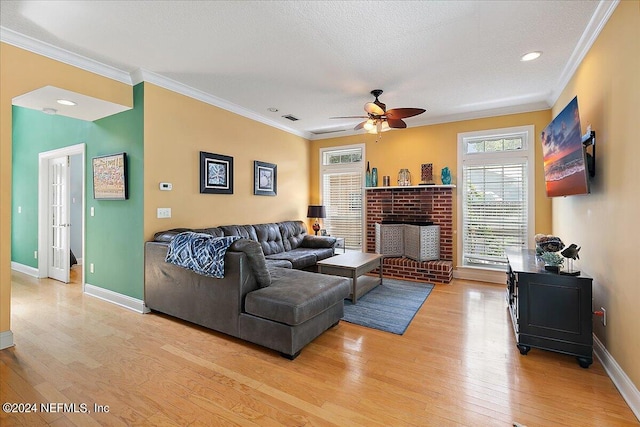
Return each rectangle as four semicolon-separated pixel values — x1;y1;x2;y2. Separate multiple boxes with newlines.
1;268;638;426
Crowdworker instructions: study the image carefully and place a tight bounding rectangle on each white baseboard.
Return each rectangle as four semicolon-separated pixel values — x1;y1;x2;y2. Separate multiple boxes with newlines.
11;261;39;277
0;330;15;350
593;334;640;421
84;283;150;314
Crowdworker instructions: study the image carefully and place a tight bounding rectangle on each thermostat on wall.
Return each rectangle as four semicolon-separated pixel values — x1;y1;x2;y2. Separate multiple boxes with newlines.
159;182;172;191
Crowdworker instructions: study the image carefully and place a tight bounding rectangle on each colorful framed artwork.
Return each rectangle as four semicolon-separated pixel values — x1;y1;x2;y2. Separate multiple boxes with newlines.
200;151;233;194
92;152;128;200
254;161;277;196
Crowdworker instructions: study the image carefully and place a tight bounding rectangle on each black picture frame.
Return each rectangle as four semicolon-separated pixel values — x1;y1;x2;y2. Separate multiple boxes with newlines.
92;152;128;200
200;151;233;194
254;161;277;196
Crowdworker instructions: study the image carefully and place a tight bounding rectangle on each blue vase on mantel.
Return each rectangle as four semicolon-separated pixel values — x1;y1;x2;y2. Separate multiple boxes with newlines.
441;167;452;185
366;162;372;187
372;167;378;187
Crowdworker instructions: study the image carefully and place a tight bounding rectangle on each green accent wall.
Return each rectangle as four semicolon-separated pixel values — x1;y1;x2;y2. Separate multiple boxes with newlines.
11;83;144;299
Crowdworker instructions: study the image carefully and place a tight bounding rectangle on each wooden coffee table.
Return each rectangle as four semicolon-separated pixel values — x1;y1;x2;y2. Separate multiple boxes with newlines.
317;253;382;304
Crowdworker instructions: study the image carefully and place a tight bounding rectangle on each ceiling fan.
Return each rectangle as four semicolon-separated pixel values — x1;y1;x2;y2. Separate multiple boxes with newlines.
332;89;426;134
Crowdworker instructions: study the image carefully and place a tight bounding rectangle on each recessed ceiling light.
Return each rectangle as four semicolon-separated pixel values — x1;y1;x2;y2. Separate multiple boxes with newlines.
57;99;77;106
521;51;542;62
267;107;279;112
42;108;57;115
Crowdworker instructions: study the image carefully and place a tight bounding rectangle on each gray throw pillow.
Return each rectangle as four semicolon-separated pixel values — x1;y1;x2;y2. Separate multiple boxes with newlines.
230;239;272;288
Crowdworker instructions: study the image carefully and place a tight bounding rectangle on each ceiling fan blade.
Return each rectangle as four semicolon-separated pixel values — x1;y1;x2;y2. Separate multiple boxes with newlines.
385;108;426;120
354;120;367;131
364;102;385;116
387;118;407;129
330;116;369;119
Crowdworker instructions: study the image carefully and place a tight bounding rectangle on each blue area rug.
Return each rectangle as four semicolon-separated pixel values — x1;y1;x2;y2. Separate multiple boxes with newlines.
342;279;434;335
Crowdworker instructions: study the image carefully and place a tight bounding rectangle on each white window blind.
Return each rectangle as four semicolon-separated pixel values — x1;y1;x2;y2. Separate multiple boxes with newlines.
458;126;534;271
322;172;363;249
462;162;527;267
320;145;365;250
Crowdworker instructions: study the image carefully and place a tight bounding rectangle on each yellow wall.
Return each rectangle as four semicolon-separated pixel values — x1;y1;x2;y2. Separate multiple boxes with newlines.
142;83;310;240
309;110;553;266
0;43;132;337
551;1;640;388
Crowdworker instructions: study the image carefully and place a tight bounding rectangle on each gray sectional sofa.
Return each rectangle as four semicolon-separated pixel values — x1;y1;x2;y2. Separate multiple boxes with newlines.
144;220;350;359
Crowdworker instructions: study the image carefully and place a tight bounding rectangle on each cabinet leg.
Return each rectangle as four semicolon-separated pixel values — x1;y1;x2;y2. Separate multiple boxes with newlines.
577;357;592;369
517;344;531;355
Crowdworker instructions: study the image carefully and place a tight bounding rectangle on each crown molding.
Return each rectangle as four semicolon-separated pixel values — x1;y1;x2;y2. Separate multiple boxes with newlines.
548;0;620;107
0;26;132;85
1;27;309;139
132;69;310;139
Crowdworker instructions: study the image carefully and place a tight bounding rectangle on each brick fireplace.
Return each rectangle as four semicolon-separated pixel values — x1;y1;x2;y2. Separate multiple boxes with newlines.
366;185;455;283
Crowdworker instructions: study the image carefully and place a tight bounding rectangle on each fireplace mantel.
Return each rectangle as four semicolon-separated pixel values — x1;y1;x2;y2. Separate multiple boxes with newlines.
366;184;456;191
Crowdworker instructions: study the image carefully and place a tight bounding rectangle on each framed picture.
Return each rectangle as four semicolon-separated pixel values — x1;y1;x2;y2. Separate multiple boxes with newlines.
254;161;277;196
200;151;233;194
92;152;128;200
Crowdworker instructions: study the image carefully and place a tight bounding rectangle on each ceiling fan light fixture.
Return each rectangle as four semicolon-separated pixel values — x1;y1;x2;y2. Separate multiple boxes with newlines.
380;121;390;132
363;119;375;131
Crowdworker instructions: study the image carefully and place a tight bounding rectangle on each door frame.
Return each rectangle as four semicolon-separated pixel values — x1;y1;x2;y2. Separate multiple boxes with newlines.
37;143;86;285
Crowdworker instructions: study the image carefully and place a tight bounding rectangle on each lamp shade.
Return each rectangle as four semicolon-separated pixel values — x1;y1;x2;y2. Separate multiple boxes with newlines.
307;205;326;218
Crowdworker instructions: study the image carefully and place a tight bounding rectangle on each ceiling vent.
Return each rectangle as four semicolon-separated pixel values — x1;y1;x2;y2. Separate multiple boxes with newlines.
282;114;299;121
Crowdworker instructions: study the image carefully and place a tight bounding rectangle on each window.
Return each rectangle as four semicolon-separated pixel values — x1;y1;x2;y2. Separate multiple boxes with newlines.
320;145;365;250
458;126;535;270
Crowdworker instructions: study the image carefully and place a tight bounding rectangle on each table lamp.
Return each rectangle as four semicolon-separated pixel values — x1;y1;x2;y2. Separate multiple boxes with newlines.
307;205;326;235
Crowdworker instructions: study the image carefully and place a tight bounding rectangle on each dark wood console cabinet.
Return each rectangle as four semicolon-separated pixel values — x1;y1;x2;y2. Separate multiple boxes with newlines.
505;247;593;368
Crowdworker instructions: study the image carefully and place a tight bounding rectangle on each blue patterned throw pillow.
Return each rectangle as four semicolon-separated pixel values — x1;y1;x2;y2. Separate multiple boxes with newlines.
165;232;241;278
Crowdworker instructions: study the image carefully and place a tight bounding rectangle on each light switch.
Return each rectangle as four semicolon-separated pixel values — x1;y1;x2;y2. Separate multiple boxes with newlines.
157;208;171;218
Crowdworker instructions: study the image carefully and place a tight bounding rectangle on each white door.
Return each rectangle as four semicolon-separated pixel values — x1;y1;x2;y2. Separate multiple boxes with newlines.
48;156;70;283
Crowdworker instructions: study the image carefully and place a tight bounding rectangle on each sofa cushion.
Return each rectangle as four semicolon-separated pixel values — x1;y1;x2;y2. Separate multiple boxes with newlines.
244;268;350;326
266;259;293;269
265;249;317;270
220;225;258;241
229;239;272;288
307;247;334;261
279;221;308;251
203;227;224;237
301;235;336;249
252;223;286;255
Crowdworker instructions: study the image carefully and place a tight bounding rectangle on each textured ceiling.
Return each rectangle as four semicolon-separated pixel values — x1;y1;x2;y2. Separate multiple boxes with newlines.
0;1;611;139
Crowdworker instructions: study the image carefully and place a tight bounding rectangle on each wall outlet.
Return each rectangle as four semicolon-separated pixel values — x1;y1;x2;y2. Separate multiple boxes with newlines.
157;208;172;219
91;207;95;217
90;263;94;274
601;307;606;326
18;206;22;214
34;250;38;259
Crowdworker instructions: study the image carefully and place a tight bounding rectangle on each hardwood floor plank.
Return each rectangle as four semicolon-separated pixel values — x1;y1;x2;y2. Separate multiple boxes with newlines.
2;271;637;426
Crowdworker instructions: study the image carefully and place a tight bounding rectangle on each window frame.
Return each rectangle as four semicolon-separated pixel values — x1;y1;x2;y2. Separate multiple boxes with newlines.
456;126;535;273
319;144;365;250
